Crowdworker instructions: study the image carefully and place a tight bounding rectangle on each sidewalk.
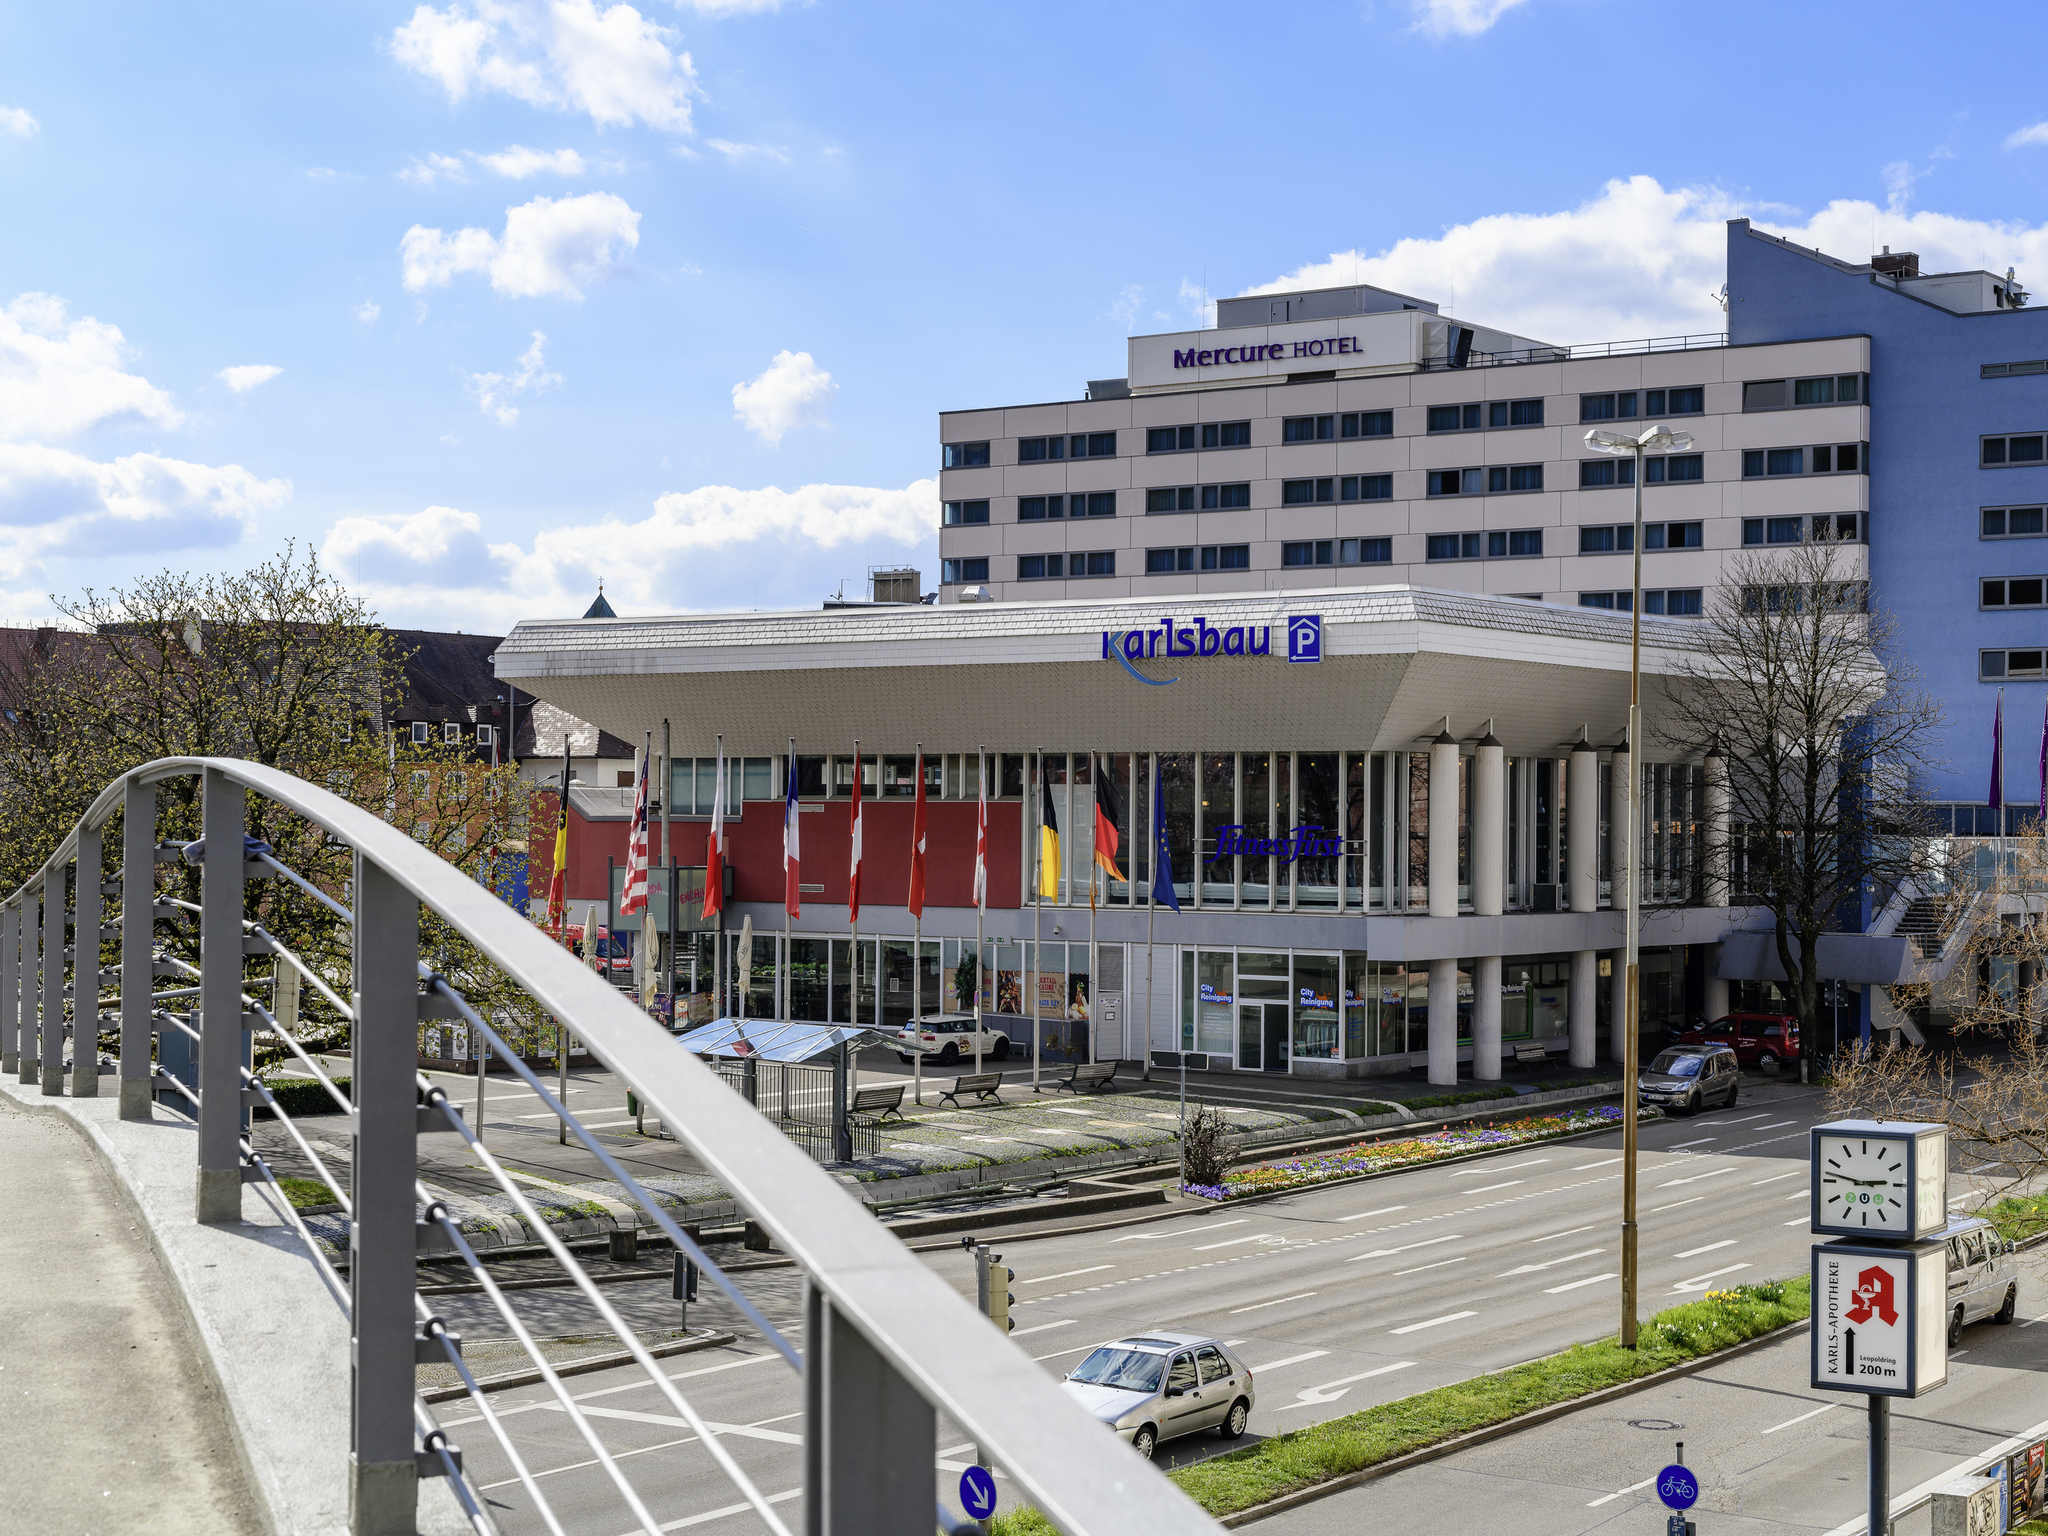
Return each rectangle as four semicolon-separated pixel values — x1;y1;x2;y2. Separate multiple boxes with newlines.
0;1094;264;1536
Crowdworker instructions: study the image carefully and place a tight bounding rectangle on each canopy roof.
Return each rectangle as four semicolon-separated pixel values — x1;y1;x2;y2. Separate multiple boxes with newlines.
675;1017;882;1063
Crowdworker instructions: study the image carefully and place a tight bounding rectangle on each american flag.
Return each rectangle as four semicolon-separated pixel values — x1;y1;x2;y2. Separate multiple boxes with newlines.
618;740;651;916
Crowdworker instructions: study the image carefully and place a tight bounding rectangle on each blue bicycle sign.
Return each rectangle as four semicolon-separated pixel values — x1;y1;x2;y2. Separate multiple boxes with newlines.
1658;1464;1700;1511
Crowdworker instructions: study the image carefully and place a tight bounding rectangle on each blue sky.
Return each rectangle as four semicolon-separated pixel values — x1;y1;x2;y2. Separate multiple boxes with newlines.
6;0;2048;630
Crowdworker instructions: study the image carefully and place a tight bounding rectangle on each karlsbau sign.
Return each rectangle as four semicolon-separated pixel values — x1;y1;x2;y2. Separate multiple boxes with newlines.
1101;614;1321;684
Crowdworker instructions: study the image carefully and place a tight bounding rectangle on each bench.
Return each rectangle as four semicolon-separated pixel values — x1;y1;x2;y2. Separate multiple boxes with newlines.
850;1083;907;1122
1053;1060;1122;1095
938;1072;1004;1109
1511;1042;1551;1067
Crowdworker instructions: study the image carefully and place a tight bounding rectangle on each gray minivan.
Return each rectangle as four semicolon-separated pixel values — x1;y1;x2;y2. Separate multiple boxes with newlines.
1940;1216;2020;1344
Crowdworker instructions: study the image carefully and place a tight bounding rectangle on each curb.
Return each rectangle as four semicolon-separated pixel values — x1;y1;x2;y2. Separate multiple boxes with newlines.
1218;1317;1809;1528
418;1328;740;1404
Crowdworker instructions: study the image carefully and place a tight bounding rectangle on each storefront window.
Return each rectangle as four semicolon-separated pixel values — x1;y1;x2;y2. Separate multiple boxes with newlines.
1406;754;1429;908
1299;754;1340;908
789;937;830;1022
1342;951;1370;1057
1160;753;1195;906
1293;952;1340;1060
1101;753;1133;906
1195;950;1234;1056
880;939;914;1029
1344;756;1366;909
1202;753;1237;904
1371;961;1410;1055
1371;753;1391;907
1065;754;1095;902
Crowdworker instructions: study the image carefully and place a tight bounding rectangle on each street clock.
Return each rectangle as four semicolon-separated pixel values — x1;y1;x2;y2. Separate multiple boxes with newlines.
1809;1120;1948;1241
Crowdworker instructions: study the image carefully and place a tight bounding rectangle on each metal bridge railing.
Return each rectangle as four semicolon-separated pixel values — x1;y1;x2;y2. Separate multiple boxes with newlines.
0;757;1219;1536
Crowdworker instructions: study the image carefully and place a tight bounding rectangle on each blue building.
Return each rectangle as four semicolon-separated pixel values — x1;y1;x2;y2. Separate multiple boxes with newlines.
1728;219;2048;825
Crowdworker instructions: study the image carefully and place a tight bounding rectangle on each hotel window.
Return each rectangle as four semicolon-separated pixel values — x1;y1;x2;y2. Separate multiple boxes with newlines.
1150;421;1252;451
1742;513;1861;546
1282;414;1335;443
1340;474;1392;501
1742;373;1865;410
1202;481;1252;508
1427;529;1539;561
1017;554;1061;580
1148;425;1196;454
1205;421;1252;448
1647;386;1704;415
1982;576;2048;609
1428;403;1483;433
1340;410;1393;438
940;556;988;584
1072;491;1115;517
1427;532;1482;561
1284;475;1392;506
942;440;989;468
1984;649;2048;679
1580;458;1627;488
1580;392;1639;422
1427;468;1483;497
1983;505;2048;538
1492;398;1544;427
1147;487;1194;514
1985;360;2048;379
1150;544;1250;572
1740;581;1868;614
1019;431;1115;461
1581;454;1698;486
1283;477;1335;505
1486;464;1544;493
1017;434;1065;462
1578;521;1703;554
942;499;989;525
1283;539;1387;567
1983;433;2048;466
1019;495;1066;520
1741;444;1865;477
1579;589;1703;615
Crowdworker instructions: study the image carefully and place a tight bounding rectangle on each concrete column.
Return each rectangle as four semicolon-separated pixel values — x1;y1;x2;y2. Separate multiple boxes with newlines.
1427;956;1459;1086
1703;970;1731;1025
1428;731;1460;919
1471;955;1502;1081
1569;949;1597;1068
1568;744;1598;914
1704;750;1731;906
1609;949;1630;1063
1472;734;1505;917
1610;739;1633;913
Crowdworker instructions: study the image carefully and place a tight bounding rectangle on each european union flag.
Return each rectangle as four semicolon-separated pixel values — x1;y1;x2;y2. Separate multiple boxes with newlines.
1150;783;1181;913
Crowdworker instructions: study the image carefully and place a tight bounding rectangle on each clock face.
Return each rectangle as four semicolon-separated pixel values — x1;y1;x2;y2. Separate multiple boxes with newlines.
1818;1135;1910;1232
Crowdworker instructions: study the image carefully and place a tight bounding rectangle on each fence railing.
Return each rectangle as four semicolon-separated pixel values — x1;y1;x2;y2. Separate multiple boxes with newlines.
0;757;1217;1536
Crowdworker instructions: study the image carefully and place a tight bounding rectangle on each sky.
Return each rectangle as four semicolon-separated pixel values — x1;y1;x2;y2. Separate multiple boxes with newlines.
7;0;2048;633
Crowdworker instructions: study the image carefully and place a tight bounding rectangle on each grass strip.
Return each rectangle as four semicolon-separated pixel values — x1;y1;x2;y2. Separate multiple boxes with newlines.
1984;1191;2048;1244
277;1176;339;1211
990;1277;1809;1533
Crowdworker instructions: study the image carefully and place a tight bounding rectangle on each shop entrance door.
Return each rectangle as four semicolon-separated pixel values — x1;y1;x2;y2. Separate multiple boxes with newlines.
1237;1002;1289;1072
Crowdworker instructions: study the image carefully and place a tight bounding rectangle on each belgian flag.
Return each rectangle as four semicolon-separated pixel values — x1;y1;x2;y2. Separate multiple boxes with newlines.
1092;756;1125;883
1037;774;1059;900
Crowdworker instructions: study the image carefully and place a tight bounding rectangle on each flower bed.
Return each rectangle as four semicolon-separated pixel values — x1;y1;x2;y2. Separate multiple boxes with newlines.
1183;1104;1625;1201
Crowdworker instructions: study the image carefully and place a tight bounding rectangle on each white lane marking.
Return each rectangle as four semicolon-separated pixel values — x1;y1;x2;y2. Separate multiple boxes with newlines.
1230;1291;1320;1315
1531;1224;1599;1244
1666;1136;1718;1149
1396;1256;1469;1276
632;1486;805;1533
1112;1218;1246;1242
1011;1319;1077;1339
1451;1157;1551;1177
1673;1239;1739;1259
1784;1190;1812;1200
1575;1156;1624;1170
1246;1349;1331;1373
1194;1234;1270;1252
1751;1170;1803;1186
1658;1166;1735;1189
1462;1180;1525;1194
1672;1263;1753;1292
1545;1272;1619;1294
1021;1266;1111;1285
1784;1217;1811;1226
1498;1247;1605;1277
1032;1343;1095;1362
1348;1234;1463;1263
1276;1361;1417;1409
555;1403;804;1444
1390;1310;1477;1335
1589;1475;1659;1508
438;1349;785;1427
1336;1204;1409;1223
1650;1196;1705;1214
1697;1113;1770;1126
1043;1105;1098;1116
1753;1119;1800;1131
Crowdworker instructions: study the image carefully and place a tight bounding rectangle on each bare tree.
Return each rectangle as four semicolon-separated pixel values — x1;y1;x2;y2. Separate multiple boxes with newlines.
1660;539;1943;1044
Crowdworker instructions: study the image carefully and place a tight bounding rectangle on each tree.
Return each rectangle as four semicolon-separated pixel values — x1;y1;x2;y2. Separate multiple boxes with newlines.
1660;539;1942;1044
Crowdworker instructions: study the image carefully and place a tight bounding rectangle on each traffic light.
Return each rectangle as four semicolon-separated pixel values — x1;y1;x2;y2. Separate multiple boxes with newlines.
987;1251;1016;1335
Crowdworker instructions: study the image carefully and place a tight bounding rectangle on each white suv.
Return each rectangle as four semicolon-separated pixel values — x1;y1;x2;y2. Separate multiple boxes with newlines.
893;1013;1012;1066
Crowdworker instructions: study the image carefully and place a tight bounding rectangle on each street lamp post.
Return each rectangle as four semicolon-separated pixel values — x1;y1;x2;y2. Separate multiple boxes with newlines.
1583;422;1694;1350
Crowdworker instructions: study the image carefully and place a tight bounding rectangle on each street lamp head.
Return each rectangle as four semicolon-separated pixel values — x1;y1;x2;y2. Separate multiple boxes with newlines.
1583;428;1638;455
1584;424;1696;455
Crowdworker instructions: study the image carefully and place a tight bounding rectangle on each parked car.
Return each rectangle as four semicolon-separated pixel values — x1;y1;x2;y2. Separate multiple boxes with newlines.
1940;1216;2020;1345
1637;1044;1740;1114
1060;1332;1255;1460
892;1013;1012;1065
1673;1012;1801;1071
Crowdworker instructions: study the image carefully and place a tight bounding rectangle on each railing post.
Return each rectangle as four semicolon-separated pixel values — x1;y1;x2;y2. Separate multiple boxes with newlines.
350;853;420;1535
803;1284;935;1535
17;885;35;1085
196;769;245;1223
72;824;100;1098
1;902;17;1076
40;869;63;1096
120;781;157;1119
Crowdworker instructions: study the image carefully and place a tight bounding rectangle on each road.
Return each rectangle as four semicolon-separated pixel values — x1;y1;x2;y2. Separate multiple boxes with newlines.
429;1075;1887;1534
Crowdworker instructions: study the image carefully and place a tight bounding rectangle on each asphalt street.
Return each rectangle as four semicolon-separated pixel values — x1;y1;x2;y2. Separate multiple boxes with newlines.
425;1074;1914;1535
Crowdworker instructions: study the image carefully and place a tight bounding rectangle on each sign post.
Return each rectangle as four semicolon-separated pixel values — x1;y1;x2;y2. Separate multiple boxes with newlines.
1657;1442;1698;1536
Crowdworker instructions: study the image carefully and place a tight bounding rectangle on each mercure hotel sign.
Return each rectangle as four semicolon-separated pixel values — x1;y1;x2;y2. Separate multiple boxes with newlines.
1172;335;1362;369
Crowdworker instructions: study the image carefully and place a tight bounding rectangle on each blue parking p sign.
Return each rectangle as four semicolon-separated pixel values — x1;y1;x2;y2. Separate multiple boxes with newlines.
1658;1464;1699;1511
959;1465;997;1520
1286;614;1322;663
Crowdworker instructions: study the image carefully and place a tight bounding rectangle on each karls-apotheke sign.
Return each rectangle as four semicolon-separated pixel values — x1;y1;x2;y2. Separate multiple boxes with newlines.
1172;335;1363;370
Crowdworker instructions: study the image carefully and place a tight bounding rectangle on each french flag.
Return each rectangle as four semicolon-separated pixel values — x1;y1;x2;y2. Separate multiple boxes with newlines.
783;748;801;917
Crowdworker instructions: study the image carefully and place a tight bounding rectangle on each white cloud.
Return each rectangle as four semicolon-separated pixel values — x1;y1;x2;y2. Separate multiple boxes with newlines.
1240;176;2048;345
731;350;833;445
400;191;641;299
390;0;697;134
323;477;934;617
0;292;181;442
705;138;789;164
1176;278;1214;329
218;364;283;394
0;106;37;139
355;299;382;326
672;0;785;12
477;144;587;177
2006;122;2048;151
1110;284;1143;333
399;151;469;186
1410;0;1529;37
467;330;562;424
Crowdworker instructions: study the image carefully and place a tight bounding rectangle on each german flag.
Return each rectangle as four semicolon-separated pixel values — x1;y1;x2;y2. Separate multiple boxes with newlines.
1092;756;1125;883
1037;773;1059;900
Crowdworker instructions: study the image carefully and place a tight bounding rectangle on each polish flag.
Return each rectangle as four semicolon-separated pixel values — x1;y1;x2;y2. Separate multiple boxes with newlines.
847;746;864;924
701;747;725;921
782;751;801;917
907;750;928;919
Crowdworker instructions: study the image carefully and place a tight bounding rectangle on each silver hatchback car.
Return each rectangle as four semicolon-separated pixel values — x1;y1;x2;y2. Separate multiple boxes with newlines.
1059;1332;1256;1460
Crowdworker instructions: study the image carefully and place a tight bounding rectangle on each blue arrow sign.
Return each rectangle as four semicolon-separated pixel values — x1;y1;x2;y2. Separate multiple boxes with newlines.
1658;1464;1699;1511
959;1465;997;1519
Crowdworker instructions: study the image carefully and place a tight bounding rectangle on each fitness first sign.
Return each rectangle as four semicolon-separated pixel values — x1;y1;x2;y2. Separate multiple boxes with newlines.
1811;1241;1946;1398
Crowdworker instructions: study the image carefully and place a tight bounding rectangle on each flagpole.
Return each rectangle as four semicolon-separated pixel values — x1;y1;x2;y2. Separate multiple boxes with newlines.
785;736;796;1024
912;741;924;1108
974;747;986;1078
713;734;725;1019
1144;752;1156;1085
1088;754;1099;1069
660;717;673;1017
850;739;860;1046
1030;749;1043;1094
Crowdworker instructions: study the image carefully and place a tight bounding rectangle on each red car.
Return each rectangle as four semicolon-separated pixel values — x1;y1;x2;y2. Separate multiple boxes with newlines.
1673;1013;1801;1070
